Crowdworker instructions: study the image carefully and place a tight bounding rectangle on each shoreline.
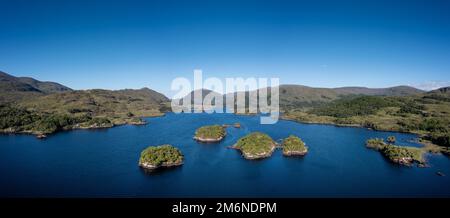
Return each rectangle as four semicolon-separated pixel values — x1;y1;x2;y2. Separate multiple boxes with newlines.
0;114;163;138
139;161;184;170
193;135;225;143
283;149;308;156
0;111;445;154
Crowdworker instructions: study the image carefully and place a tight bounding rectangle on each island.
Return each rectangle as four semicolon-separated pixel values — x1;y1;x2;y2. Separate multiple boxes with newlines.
138;144;184;170
193;125;226;142
282;135;308;156
231;132;276;159
366;137;425;166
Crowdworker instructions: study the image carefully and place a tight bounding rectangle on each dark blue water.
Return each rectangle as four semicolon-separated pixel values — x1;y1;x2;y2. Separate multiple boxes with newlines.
0;113;449;197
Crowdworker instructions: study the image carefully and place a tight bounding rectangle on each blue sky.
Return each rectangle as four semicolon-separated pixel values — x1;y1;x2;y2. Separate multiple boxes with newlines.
1;0;449;96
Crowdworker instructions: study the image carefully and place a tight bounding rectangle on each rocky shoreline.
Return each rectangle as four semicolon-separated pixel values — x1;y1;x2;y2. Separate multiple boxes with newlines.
230;143;277;160
139;160;183;170
0;117;150;139
366;138;426;167
193;135;225;143
283;149;307;156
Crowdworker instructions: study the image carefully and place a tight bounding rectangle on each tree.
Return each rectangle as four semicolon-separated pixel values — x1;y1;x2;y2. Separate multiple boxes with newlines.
387;136;396;144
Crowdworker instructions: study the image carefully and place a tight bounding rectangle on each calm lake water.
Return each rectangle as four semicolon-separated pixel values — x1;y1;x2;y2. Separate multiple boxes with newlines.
0;113;449;197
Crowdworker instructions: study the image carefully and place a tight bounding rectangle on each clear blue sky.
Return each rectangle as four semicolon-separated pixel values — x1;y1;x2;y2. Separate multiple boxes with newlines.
1;0;449;96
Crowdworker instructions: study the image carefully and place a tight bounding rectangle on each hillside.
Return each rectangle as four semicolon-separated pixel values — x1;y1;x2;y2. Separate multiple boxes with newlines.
177;84;426;112
19;88;169;118
278;85;424;110
0;71;72;103
283;88;450;150
0;72;169;135
332;86;424;96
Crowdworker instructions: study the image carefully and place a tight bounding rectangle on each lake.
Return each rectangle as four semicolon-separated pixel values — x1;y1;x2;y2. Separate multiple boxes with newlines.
0;112;449;197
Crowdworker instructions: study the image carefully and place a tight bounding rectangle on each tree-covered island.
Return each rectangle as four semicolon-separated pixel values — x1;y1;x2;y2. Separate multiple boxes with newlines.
366;137;425;166
282;135;308;156
231;132;276;159
193;125;226;142
138;144;184;170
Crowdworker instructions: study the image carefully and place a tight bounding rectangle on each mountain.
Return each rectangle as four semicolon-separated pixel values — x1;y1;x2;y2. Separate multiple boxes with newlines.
177;85;424;111
0;71;72;103
1;70;430;114
1;71;170;130
427;86;450;95
178;89;222;105
220;85;424;110
278;85;424;109
422;86;450;102
0;71;72;93
16;77;72;93
332;86;424;96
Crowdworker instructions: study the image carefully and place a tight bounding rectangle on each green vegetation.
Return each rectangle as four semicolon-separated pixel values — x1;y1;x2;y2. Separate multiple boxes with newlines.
233;132;276;159
366;138;386;150
387;136;396;144
309;96;400;118
0;105;106;134
138;144;184;169
426;132;450;147
282;135;308;156
0;72;169;136
194;125;226;141
383;145;424;165
365;138;425;166
283;90;450;151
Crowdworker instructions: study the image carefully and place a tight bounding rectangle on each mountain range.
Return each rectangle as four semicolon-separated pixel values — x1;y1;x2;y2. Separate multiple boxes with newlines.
0;70;442;112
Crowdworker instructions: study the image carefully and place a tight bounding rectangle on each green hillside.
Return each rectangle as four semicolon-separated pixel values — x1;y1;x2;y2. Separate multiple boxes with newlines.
283;88;450;149
0;72;169;135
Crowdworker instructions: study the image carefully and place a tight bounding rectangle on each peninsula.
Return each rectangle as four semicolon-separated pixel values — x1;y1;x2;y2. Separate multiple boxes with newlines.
366;137;425;166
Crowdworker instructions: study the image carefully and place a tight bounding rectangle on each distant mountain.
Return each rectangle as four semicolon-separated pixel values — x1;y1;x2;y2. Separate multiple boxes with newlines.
278;85;425;109
1;71;169;120
16;77;72;94
332;86;424;96
0;71;42;93
178;89;222;105
1;70;430;113
0;71;72;93
428;86;450;94
178;84;424;111
422;86;450;102
0;71;72;103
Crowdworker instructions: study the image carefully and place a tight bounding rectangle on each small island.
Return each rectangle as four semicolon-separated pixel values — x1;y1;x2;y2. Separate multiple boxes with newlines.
193;125;226;143
138;144;184;170
282;135;308;156
231;132;276;159
366;137;425;166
